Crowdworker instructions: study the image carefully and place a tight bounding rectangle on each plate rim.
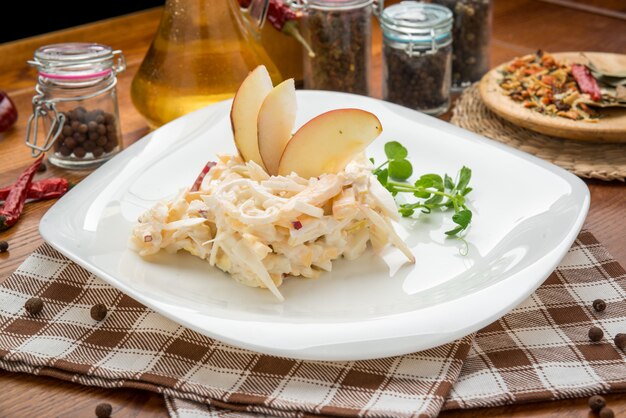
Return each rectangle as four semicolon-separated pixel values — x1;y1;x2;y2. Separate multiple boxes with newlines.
39;91;590;360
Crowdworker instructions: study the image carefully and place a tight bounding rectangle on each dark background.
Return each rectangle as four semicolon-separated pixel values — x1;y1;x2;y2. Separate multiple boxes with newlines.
0;1;164;43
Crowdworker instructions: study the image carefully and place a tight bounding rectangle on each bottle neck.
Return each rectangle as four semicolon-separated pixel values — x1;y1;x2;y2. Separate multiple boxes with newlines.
158;0;266;42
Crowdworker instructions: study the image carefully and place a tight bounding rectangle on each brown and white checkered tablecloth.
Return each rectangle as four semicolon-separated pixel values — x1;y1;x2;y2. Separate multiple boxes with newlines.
443;230;626;409
0;230;625;417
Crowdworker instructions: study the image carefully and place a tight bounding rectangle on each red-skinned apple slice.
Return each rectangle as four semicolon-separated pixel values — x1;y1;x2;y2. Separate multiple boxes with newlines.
277;109;382;179
258;79;297;176
230;66;273;168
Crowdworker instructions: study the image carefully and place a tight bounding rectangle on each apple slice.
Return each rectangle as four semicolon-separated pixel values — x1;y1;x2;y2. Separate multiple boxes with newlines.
258;79;297;176
277;109;382;179
230;66;273;168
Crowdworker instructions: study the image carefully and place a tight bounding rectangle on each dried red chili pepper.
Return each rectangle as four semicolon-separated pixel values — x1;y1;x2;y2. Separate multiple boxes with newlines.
571;64;602;102
191;161;217;192
267;0;315;58
0;156;43;231
0;178;70;202
238;0;315;58
292;220;302;230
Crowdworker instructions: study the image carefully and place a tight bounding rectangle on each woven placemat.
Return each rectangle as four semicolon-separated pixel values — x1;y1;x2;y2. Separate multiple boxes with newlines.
451;84;626;182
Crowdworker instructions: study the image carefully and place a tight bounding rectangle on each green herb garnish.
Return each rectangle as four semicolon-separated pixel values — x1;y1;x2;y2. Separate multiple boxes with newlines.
372;141;473;239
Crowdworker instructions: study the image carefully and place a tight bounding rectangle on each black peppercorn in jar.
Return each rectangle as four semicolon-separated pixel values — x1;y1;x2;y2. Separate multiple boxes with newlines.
25;43;126;169
380;2;453;116
300;0;373;95
429;0;492;90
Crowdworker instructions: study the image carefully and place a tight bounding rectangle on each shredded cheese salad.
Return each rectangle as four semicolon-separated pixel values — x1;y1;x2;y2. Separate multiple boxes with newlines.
131;154;414;301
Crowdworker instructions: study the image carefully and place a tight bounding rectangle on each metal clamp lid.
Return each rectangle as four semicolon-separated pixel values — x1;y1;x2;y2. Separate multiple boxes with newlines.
24;95;66;158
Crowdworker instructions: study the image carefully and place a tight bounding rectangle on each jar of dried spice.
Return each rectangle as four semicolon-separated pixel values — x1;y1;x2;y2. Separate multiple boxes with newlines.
25;43;126;169
429;0;492;90
298;0;374;95
380;2;453;115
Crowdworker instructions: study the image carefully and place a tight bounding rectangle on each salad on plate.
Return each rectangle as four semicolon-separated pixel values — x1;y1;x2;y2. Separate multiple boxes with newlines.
131;66;416;301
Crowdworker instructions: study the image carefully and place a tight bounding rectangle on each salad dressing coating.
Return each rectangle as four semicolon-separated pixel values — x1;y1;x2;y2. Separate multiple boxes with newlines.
131;154;413;301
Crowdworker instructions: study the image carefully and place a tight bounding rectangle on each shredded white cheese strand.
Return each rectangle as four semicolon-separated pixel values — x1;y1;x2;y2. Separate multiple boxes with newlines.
130;154;414;300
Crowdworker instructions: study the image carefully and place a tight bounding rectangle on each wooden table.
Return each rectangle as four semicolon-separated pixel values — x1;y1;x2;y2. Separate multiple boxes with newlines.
1;1;625;416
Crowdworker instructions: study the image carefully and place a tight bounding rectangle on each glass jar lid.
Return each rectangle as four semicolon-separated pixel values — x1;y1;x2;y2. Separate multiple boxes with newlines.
28;43;126;80
380;2;452;44
305;0;374;11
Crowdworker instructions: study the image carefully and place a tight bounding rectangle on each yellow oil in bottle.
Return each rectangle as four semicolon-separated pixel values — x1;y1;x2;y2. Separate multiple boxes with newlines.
131;0;282;128
260;22;303;83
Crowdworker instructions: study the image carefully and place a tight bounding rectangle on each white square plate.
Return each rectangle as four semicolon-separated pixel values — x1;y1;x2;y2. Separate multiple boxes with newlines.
40;91;589;360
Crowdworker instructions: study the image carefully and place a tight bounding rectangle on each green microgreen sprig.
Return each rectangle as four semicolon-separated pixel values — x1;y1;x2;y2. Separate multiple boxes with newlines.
371;141;473;240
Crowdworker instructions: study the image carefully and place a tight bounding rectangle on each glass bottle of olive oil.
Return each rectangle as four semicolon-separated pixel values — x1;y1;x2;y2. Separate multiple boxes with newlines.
131;0;282;128
260;21;303;85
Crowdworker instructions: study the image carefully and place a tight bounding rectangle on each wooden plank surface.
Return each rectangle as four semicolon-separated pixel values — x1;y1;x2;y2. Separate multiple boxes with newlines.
0;1;625;417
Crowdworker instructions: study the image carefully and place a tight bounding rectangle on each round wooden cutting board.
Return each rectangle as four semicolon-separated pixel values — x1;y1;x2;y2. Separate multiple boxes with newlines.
479;52;626;142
